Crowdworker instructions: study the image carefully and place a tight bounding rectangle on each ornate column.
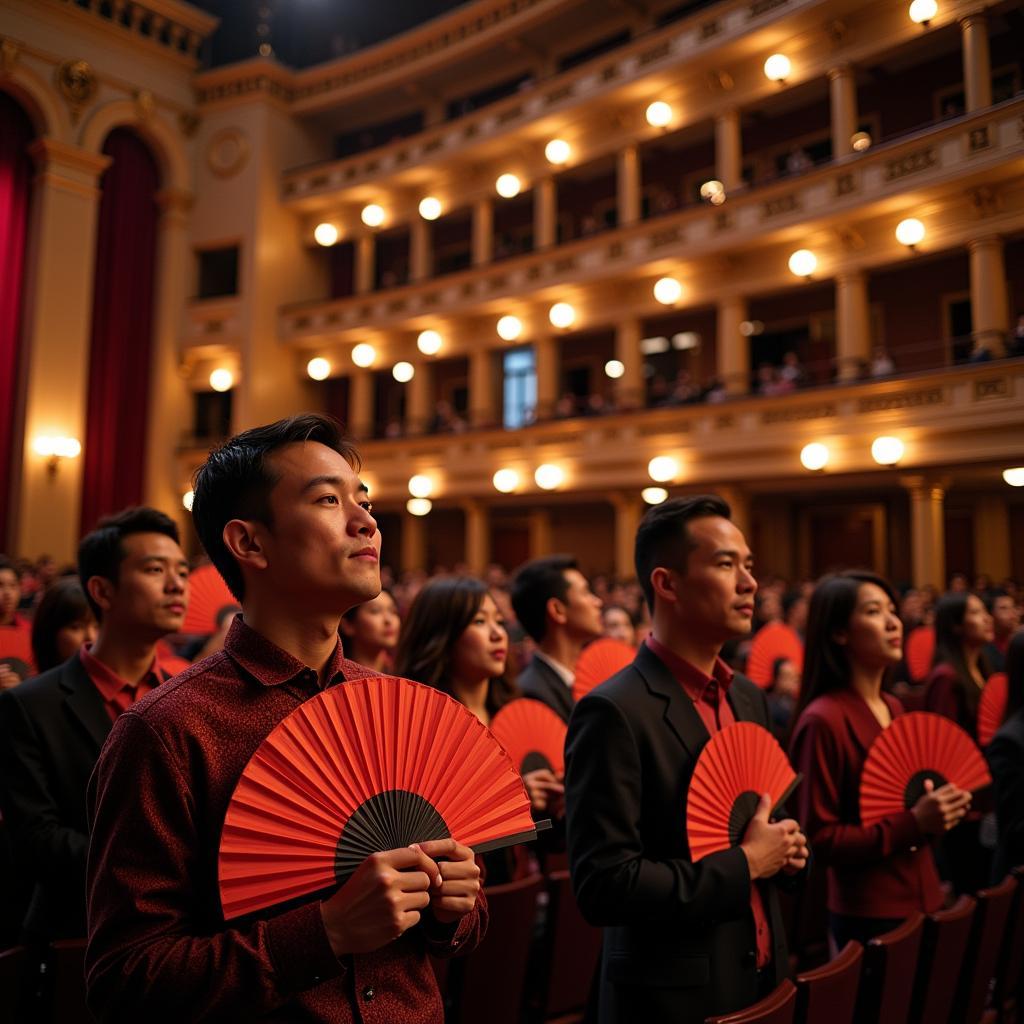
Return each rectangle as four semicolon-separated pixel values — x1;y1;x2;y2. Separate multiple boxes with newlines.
355;234;375;294
905;477;946;589
409;217;432;282
16;139;110;562
349;370;374;439
617;144;641;226
973;495;1010;581
406;359;432;435
462;500;490;574
611;492;643;580
614;318;644;410
528;508;553;559
472;197;494;265
468;346;494;428
716;295;749;397
534;331;559;421
968;237;1009;356
401;513;426;572
534;176;557;250
960;13;992;112
835;270;871;381
714;110;742;192
828;65;858;159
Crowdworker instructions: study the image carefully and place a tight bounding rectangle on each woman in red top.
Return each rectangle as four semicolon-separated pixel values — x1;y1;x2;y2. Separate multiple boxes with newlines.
790;571;972;950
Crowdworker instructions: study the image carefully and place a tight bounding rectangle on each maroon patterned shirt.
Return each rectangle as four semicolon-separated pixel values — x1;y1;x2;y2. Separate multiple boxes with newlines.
86;616;486;1022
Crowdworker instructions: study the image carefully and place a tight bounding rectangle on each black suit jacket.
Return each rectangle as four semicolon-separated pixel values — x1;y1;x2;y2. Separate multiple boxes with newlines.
565;643;800;1023
517;654;575;723
0;654;112;939
987;707;1024;882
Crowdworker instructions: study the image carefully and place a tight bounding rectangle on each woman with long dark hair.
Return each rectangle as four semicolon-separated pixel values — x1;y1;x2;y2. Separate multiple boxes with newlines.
790;571;972;949
339;589;399;673
30;577;97;674
986;631;1024;882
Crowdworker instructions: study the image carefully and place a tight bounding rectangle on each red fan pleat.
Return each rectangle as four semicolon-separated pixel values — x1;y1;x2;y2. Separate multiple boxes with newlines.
905;626;935;683
219;675;537;920
686;722;800;862
490;698;567;776
859;711;992;826
572;638;635;702
977;673;1009;748
746;622;804;688
183;563;236;635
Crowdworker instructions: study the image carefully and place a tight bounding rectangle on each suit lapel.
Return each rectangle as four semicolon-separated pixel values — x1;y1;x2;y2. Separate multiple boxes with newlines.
633;644;709;762
60;655;113;754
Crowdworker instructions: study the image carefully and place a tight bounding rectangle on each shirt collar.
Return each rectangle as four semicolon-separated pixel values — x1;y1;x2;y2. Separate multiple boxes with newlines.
223;615;348;689
79;643;161;701
533;649;575;688
645;635;734;703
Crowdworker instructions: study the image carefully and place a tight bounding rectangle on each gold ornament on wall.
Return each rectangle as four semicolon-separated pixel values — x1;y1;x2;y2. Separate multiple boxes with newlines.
134;89;156;121
206;126;250;179
55;59;97;125
1;37;22;74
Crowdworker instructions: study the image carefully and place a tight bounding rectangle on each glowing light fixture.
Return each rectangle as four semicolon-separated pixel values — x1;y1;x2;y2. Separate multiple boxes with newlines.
642;487;668;505
851;131;872;152
800;442;829;471
909;0;938;24
408;474;433;498
418;196;442;221
545;139;571;165
417;329;442;355
182;490;194;512
497;315;523;341
605;359;625;379
871;436;905;466
496;173;522;198
700;180;725;200
306;357;331;381
209;368;234;392
653;276;683;305
764;54;792;82
33;435;82;476
493;468;521;493
645;101;673;128
788;249;818;278
648;456;679;483
407;498;432;516
392;361;415;383
534;464;565;490
314;222;339;247
351;343;377;368
1002;467;1024;487
895;218;926;248
360;203;385;228
548;302;576;329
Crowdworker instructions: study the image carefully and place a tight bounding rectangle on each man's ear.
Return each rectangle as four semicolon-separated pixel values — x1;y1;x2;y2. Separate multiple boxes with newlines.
649;567;678;606
222;520;269;577
546;595;568;629
85;575;115;617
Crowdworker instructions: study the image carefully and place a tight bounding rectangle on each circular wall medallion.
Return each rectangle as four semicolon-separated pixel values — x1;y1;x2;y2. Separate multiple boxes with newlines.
206;127;249;178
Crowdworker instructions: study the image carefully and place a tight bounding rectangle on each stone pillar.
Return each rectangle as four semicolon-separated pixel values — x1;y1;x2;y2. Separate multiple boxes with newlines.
973;494;1010;581
534;332;559;420
960;13;992;112
534;176;557;250
716;295;749;397
617;144;641;227
355;234;375;294
349;371;374;439
905;477;946;589
828;65;858;160
406;359;432;435
146;187;194;535
714;110;742;192
528;508;553;559
469;346;494;428
463;500;490;574
968;237;1009;356
614;318;644;410
410;217;432;282
836;270;871;381
15;140;110;563
401;512;427;572
611;492;643;581
472;197;494;266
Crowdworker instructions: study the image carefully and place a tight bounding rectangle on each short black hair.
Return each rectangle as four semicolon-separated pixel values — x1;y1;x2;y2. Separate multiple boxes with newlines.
983;588;1011;613
634;494;732;611
0;555;20;579
782;589;805;619
191;414;360;602
31;577;93;672
78;507;181;620
510;555;579;643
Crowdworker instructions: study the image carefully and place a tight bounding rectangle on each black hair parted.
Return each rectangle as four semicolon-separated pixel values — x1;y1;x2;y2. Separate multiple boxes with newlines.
190;413;360;602
634;494;731;611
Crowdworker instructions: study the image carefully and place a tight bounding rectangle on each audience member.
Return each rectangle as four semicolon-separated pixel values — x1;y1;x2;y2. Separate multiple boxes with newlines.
982;588;1020;673
30;577;97;674
191;602;241;662
0;556;35;683
766;655;800;738
602;605;637;648
339;588;400;673
987;631;1024;881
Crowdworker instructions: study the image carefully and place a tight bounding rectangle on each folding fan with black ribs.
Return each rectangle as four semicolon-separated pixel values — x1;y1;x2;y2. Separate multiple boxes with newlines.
686;722;801;862
182;563;236;635
572;638;635;702
218;675;544;920
977;673;1009;748
746;622;804;689
859;711;992;826
490;698;567;776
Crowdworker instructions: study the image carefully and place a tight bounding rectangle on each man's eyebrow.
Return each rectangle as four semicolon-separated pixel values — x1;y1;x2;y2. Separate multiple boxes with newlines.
357;480;369;495
299;474;345;494
711;548;752;560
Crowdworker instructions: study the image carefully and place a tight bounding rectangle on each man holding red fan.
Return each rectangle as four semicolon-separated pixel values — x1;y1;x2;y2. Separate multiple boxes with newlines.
565;494;808;1022
85;414;486;1022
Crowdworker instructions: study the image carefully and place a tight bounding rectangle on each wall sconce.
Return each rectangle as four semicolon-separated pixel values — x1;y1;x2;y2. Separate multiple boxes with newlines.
871;436;905;466
34;435;82;477
908;0;937;26
895;218;925;249
800;442;829;471
763;54;792;83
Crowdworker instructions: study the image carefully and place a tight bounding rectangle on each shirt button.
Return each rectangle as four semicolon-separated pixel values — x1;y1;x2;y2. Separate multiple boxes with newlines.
363;986;375;1001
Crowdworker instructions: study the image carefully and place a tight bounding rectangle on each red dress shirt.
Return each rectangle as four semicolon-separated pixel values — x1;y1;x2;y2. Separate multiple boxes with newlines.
789;688;942;919
79;644;165;721
86;616;487;1023
645;637;773;968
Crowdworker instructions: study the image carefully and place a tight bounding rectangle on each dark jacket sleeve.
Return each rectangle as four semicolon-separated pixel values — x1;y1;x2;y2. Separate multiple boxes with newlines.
987;728;1024;869
0;687;88;877
565;692;750;928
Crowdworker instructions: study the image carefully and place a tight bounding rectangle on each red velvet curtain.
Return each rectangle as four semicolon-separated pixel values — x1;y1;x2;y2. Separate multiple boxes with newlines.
80;128;161;535
0;92;35;550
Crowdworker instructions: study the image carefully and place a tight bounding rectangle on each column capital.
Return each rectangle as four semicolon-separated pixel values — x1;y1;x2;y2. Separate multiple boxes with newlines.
836;268;866;286
29;138;110;200
967;234;1002;253
827;63;854;82
958;10;987;30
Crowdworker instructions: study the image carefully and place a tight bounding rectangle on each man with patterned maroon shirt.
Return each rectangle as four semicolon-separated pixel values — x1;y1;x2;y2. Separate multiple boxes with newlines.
86;414;486;1022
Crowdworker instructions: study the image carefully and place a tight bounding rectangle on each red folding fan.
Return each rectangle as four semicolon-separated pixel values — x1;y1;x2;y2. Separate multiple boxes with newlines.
977;672;1009;748
859;711;992;826
686;722;800;862
746;622;804;689
905;626;935;683
572;638;635;702
219;675;541;920
490;698;567;776
183;563;237;635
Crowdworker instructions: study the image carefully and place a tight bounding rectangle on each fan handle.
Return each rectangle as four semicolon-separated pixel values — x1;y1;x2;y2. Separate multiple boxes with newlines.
472;819;551;855
770;773;803;819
